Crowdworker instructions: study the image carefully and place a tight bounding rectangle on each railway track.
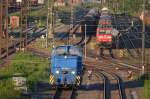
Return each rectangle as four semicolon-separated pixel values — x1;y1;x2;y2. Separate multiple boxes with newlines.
82;36;142;71
60;8;97;46
113;14;142;58
84;51;141;72
86;65;126;99
0;28;34;58
94;71;107;99
101;71;125;99
53;88;76;99
0;28;46;66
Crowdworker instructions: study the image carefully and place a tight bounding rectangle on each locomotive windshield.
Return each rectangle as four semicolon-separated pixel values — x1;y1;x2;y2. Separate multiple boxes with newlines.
55;47;66;55
98;17;112;34
99;29;112;34
98;24;112;34
54;46;81;56
69;47;81;56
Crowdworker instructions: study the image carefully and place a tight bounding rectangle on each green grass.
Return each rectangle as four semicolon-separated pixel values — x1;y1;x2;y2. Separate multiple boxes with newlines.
0;52;50;99
0;60;2;64
144;80;150;99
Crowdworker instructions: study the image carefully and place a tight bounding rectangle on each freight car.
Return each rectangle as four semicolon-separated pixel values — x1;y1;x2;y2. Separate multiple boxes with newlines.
49;45;83;88
80;9;99;35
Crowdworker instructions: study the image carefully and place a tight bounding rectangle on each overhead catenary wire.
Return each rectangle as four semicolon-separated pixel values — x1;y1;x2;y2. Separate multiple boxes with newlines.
1;1;150;63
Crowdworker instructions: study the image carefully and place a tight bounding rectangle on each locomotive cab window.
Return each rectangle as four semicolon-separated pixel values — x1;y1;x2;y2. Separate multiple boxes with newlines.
69;47;81;56
53;46;81;56
98;24;112;34
54;47;66;55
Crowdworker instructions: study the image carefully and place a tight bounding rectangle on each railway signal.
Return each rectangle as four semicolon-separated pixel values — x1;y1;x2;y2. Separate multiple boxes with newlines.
88;70;92;80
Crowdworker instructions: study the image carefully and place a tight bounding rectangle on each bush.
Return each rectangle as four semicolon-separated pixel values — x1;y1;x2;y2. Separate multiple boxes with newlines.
0;52;49;98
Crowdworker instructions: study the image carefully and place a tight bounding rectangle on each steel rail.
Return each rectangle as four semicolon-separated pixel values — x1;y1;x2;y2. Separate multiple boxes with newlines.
94;72;107;99
70;88;77;99
85;65;106;99
52;88;62;99
102;71;125;99
52;88;76;99
111;73;123;99
84;54;142;71
85;64;126;99
113;74;127;99
85;65;126;99
0;28;46;60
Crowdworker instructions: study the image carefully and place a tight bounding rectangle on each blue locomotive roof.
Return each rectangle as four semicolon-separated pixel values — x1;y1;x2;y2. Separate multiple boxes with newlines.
51;45;82;57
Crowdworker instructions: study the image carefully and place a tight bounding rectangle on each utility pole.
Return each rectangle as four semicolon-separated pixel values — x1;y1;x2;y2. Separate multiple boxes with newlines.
116;0;119;13
123;0;125;13
0;0;9;58
0;1;2;59
46;0;50;48
107;0;110;8
113;0;118;13
25;0;30;49
69;0;74;45
47;0;54;48
4;0;8;58
141;0;146;74
85;24;87;58
18;0;30;51
113;0;116;12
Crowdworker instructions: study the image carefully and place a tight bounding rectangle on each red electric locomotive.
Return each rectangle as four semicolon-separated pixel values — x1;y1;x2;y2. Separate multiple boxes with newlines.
96;7;113;48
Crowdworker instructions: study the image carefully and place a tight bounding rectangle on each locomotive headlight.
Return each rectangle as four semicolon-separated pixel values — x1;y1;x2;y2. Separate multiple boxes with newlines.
71;71;75;74
107;36;112;39
56;70;59;74
64;56;67;59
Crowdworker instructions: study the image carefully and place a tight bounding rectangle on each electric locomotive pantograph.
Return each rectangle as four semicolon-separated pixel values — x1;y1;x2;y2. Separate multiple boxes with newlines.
49;45;83;88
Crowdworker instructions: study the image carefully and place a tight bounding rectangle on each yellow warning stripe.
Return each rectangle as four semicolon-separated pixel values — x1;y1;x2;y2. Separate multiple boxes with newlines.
49;75;54;84
119;49;128;57
50;78;53;81
77;77;80;80
76;76;80;85
76;76;80;80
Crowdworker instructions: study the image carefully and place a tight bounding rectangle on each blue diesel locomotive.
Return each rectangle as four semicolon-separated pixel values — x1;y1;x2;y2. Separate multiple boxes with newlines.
49;45;83;88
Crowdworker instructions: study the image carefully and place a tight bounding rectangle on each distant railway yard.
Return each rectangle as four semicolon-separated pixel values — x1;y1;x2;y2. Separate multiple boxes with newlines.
0;0;150;99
